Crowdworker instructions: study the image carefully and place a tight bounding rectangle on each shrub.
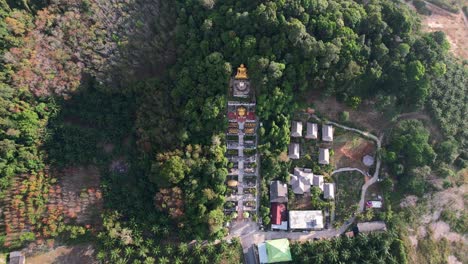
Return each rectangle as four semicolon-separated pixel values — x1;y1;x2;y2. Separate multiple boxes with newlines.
339;111;349;122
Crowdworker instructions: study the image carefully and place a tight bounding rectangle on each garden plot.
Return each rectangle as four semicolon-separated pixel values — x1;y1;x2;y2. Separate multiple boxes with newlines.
51;166;102;228
332;132;375;172
332;171;364;224
27;244;97;264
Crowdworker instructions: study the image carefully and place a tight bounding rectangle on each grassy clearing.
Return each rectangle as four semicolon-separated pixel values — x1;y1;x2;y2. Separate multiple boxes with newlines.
332;171;364;224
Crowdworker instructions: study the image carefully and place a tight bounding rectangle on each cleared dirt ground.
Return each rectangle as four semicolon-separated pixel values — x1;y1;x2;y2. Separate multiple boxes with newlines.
420;2;468;59
332;131;376;172
27;244;97;264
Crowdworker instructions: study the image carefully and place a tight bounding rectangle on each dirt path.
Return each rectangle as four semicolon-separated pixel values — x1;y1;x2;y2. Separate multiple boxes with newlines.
383;112;444;142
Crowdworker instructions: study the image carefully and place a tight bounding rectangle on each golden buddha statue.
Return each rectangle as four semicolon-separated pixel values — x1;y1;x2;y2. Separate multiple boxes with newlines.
235;64;248;79
237;106;247;117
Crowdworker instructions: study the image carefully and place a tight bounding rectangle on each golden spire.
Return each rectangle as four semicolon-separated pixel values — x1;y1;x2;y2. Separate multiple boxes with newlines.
235;64;248;79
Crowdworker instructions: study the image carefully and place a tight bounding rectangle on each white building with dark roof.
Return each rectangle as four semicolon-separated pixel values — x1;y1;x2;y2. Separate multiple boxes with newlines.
324;183;335;199
322;125;333;142
291;121;303;137
319;148;330;165
305;123;318;139
288;143;300;159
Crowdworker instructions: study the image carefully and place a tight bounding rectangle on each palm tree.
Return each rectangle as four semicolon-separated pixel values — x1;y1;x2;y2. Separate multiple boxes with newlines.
110;248;121;262
174;257;183;264
328;249;339;263
213;253;222;263
165;244;173;255
125;247;134;257
178;242;189;255
368;248;378;261
138;246;149;258
143;257;155;264
353;247;362;260
341;249;351;261
96;251;106;261
199;255;209;264
152;245;160;256
151;225;161;235
219;241;228;253
159;256;170;264
193;243;203;256
206;243;215;255
162;227;170;237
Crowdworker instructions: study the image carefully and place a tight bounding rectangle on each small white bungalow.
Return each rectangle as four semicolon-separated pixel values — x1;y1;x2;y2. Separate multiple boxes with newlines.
324;183;335;200
288;143;300;159
319;148;330;165
322;125;333;142
291;121;303;137
305;123;318;139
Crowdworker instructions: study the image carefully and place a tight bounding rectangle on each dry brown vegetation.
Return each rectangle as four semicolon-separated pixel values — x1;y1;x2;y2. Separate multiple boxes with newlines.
420;2;468;59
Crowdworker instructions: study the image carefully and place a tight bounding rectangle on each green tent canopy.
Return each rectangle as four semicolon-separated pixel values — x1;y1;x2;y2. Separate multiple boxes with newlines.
266;239;292;263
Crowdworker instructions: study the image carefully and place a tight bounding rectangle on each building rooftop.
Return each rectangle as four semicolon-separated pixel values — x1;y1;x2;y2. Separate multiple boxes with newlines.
289;210;324;230
270;181;288;203
288;143;299;159
322;124;333;142
319;148;330;165
305;122;318;139
313;175;324;191
324;183;335;199
257;239;293;264
291;121;303;137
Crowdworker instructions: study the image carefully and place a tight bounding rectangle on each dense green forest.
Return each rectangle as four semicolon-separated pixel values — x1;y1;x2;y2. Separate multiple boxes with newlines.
291;231;407;264
0;0;466;263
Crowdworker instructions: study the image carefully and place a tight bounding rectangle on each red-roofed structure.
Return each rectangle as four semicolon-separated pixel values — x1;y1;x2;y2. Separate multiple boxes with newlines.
271;203;286;225
247;112;255;120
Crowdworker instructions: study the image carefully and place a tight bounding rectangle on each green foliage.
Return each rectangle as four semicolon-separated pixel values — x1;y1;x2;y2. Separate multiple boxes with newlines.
19;231;35;242
440;209;468;234
291;232;408;264
339;111;349;122
427;59;467;148
413;0;432;15
388;120;435;170
345;96;361;110
151;155;188;187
